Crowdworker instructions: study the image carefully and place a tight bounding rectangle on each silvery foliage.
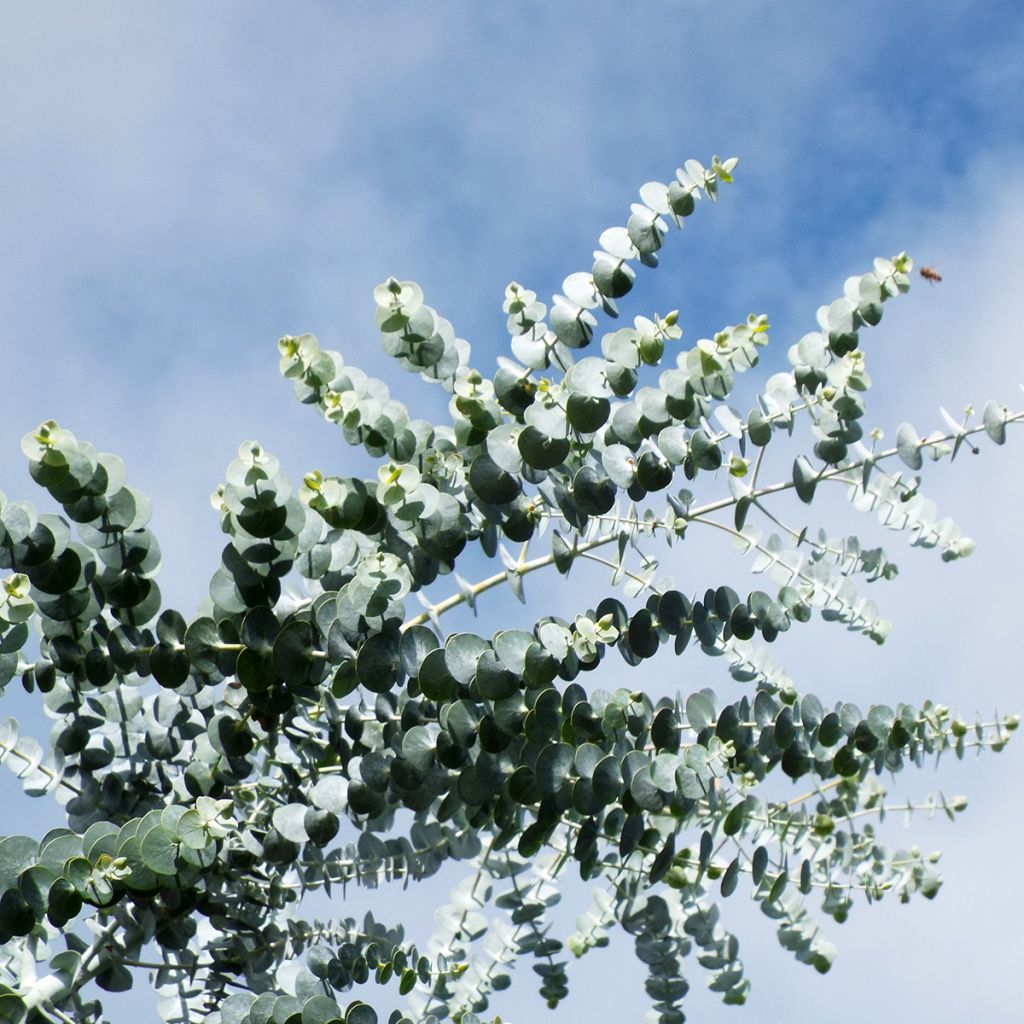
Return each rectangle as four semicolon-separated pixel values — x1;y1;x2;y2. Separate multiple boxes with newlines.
0;156;1021;1024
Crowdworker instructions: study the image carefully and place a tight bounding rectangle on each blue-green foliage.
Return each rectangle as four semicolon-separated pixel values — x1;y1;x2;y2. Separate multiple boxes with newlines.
0;157;1020;1024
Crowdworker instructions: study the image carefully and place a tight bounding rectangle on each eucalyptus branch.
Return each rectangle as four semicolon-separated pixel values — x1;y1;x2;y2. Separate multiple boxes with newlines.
2;157;1020;1024
688;514;882;634
0;734;84;797
403;529;623;630
576;549;665;595
748;443;768;491
69;918;121;992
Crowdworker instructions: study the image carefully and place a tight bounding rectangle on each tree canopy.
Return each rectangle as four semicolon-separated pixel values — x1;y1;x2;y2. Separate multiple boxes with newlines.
0;156;1019;1024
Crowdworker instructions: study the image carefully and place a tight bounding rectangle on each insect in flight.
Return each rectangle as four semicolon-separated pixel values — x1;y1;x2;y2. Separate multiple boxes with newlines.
919;266;942;283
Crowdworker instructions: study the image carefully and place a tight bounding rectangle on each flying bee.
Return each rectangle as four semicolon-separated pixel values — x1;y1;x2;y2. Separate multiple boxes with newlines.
919;266;942;283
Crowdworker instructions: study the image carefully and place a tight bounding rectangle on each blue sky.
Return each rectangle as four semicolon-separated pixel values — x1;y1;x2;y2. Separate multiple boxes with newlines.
2;2;1023;1021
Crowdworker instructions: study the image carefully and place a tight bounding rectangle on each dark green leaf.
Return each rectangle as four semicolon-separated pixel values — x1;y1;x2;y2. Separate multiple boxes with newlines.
720;857;740;897
536;743;574;795
184;617;222;675
517;427;570;470
356;633;399;693
345;1000;378;1024
792;457;817;503
832;743;861;777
